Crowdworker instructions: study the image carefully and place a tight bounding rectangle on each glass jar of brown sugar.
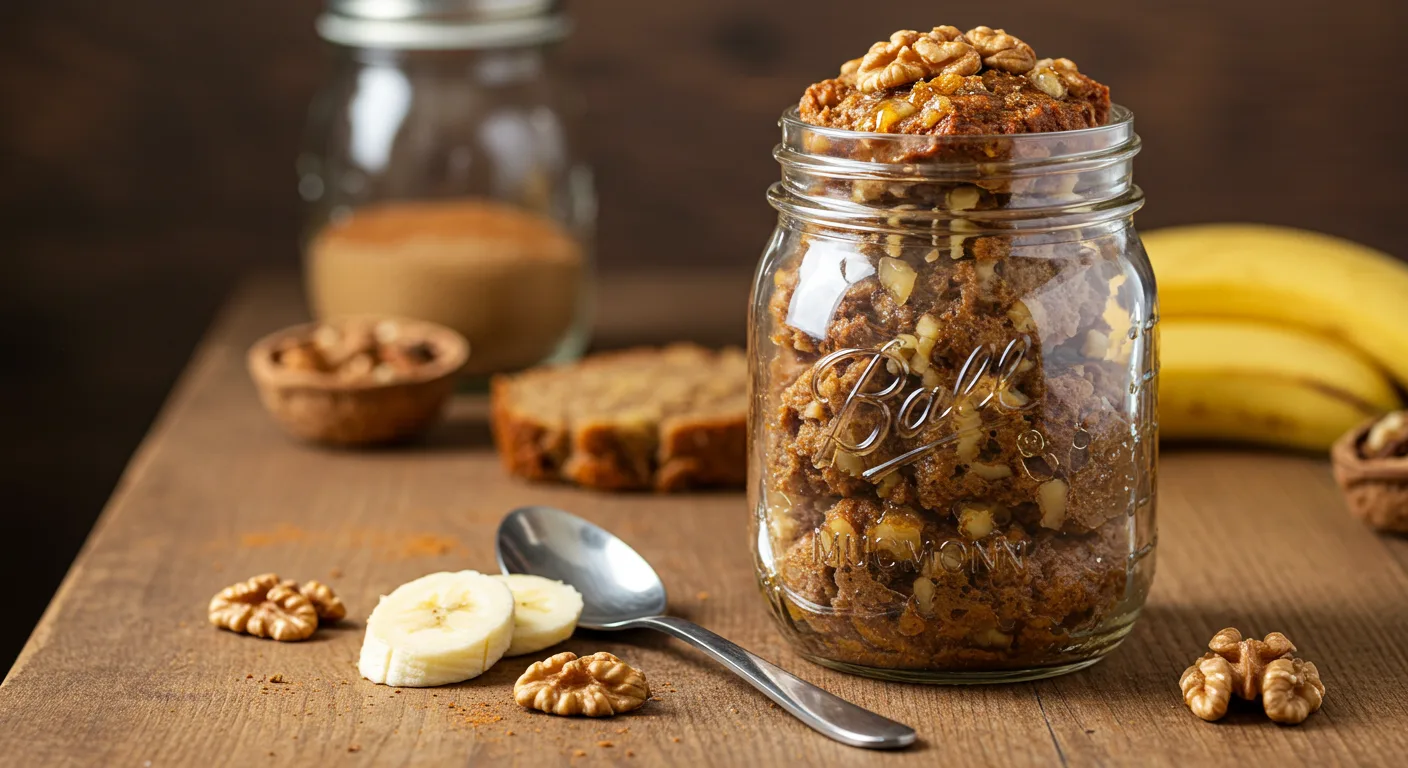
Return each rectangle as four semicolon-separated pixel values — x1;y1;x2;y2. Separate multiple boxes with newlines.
748;105;1158;683
300;0;594;378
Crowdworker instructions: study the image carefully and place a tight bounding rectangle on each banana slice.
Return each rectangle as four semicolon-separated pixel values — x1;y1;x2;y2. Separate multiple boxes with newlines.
358;571;515;687
493;574;584;656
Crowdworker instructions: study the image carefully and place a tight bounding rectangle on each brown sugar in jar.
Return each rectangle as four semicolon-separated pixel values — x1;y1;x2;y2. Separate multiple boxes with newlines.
306;198;588;377
749;26;1157;683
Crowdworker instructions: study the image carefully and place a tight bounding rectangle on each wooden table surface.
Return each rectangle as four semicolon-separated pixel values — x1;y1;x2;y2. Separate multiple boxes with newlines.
4;275;1407;767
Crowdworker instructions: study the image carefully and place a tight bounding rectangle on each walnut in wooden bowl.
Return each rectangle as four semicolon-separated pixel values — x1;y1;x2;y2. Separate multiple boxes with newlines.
1331;412;1408;534
247;317;469;446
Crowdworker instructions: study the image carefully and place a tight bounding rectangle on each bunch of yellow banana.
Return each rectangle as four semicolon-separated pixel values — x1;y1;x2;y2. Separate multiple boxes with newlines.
1145;224;1406;452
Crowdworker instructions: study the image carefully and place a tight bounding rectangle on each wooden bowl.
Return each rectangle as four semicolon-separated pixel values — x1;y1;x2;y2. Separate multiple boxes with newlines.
247;317;469;446
1331;417;1408;534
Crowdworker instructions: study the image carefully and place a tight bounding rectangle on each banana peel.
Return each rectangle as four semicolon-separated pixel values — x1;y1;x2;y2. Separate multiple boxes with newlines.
1145;224;1407;451
1158;318;1401;451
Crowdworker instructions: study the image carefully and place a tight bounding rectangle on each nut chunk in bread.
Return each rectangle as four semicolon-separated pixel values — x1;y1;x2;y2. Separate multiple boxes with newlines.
491;345;747;491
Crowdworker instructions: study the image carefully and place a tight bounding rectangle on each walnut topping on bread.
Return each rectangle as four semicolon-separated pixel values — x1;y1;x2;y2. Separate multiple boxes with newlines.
800;25;1110;135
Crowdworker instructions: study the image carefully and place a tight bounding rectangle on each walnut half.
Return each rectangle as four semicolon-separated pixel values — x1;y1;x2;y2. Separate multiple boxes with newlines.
964;26;1036;74
1178;628;1326;725
209;574;318;642
514;652;649;717
855;27;980;93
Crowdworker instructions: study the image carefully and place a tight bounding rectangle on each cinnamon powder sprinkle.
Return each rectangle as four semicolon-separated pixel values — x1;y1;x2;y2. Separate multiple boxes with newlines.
240;523;310;548
399;533;459;557
231;524;464;561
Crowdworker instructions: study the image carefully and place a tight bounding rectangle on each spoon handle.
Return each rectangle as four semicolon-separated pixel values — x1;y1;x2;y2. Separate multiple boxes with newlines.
625;615;916;749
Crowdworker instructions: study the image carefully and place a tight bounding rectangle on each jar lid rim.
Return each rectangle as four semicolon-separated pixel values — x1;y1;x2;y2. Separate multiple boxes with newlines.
326;0;560;22
316;12;569;49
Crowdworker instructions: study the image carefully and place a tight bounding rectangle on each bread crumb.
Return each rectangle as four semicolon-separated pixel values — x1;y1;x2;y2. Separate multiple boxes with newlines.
463;712;503;727
615;727;628;734
347;745;361;753
626;750;636;757
330;567;344;578
598;741;614;748
697;591;710;601
671;737;681;743
572;749;587;757
268;674;286;684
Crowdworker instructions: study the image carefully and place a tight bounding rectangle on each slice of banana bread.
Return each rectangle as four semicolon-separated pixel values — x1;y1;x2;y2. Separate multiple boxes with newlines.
490;345;747;491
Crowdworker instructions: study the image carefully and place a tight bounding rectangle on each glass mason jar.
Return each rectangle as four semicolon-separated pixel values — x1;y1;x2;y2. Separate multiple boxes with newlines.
299;0;595;379
749;106;1157;683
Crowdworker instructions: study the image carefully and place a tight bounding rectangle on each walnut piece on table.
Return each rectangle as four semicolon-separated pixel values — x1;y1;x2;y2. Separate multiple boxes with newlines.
514;652;649;717
1179;654;1234;721
1261;658;1326;725
290;579;347;623
1178;627;1326;725
208;573;319;642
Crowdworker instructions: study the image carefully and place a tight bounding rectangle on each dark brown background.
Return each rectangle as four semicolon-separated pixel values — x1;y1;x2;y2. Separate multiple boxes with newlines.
1;0;1404;668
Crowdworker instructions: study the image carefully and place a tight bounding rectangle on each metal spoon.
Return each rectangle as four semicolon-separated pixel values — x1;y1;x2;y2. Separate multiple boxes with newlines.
495;505;917;750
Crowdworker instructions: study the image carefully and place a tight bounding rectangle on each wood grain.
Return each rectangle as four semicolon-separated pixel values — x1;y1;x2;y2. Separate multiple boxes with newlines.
3;275;1407;767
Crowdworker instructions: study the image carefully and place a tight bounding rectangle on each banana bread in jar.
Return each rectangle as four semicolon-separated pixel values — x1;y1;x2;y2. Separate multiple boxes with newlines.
749;26;1158;683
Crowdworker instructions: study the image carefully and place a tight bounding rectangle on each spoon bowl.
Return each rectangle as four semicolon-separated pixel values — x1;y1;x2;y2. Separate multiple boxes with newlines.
495;505;917;750
496;505;666;627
